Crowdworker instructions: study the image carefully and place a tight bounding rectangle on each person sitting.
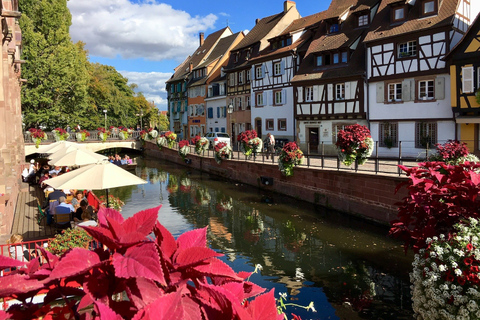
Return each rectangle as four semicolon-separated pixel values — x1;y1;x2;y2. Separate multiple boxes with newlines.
76;208;98;228
124;155;133;164
70;191;87;210
38;172;50;189
54;196;74;226
45;189;66;225
22;159;36;183
7;234;28;262
73;199;96;222
49;166;62;176
113;154;122;166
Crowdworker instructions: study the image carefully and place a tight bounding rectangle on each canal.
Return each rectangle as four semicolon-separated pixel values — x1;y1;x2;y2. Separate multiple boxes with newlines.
105;156;414;319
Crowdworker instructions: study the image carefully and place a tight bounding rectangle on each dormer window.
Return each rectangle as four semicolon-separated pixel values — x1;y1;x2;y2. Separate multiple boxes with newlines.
358;14;369;27
233;53;238;63
316;56;323;66
422;0;437;16
391;5;407;22
329;23;339;34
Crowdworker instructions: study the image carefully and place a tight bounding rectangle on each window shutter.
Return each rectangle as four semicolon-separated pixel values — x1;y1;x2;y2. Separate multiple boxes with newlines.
313;85;319;101
280;60;285;75
263;92;267;106
376;82;384;103
208;107;213;119
402;79;411;102
327;84;333;100
345;82;351;100
297;87;303;103
251;67;255;81
217;107;220;118
435;77;445;100
261;65;265;79
462;67;474;93
269;91;273;106
282;89;287;104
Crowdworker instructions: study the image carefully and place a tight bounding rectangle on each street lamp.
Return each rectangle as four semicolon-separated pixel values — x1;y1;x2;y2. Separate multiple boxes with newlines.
227;104;234;114
136;110;144;129
103;109;107;129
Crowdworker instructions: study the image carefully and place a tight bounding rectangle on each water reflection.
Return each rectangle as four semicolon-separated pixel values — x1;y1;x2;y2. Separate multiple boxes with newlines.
108;157;413;319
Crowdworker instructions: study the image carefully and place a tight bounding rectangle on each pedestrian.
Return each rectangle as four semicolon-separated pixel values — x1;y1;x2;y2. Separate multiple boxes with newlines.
66;125;71;133
75;124;81;131
264;133;275;159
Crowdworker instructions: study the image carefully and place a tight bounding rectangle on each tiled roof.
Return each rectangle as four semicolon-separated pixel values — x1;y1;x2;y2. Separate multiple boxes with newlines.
233;12;287;51
364;0;459;42
277;11;325;37
194;32;243;70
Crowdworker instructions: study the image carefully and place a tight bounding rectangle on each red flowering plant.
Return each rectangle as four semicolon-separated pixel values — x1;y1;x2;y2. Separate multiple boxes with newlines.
97;127;111;142
428;140;479;164
164;130;177;148
214;141;233;164
118;126;132;140
0;206;285;319
389;161;480;253
75;129;90;142
178;139;190;161
52;127;69;141
27;128;47;148
191;135;209;155
278;142;304;177
335;124;374;166
237;130;263;158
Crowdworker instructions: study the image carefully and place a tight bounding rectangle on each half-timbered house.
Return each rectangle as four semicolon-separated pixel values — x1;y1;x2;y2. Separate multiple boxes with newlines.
364;0;478;156
291;0;379;154
445;13;480;153
249;12;324;142
223;1;300;143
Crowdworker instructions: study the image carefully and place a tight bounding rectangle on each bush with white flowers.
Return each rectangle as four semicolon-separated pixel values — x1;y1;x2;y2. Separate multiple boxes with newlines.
411;218;480;319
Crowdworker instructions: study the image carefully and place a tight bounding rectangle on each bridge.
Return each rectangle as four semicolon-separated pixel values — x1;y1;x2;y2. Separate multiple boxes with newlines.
24;131;144;156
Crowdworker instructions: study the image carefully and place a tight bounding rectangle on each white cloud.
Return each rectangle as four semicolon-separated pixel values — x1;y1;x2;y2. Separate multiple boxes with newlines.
120;71;172;110
68;0;217;61
218;12;230;17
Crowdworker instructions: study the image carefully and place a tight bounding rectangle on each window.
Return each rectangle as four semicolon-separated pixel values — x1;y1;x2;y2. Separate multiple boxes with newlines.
246;69;251;82
266;119;274;130
336;83;345;100
341;52;348;63
255;65;263;79
329;23;339;33
233;53;238;63
422;0;436;15
286;38;292;46
388;83;402;102
393;7;405;21
418;80;434;100
416;122;437;148
379;122;398;148
305;86;314;102
238;71;244;84
316;56;323;66
274;62;282;76
246;96;251;109
274;91;282;105
229;98;235;110
398;41;417;58
237;97;243;110
229;73;235;86
278;119;287;131
358;14;369;27
462;66;474;93
333;53;339;64
170;85;175;93
256;92;264;106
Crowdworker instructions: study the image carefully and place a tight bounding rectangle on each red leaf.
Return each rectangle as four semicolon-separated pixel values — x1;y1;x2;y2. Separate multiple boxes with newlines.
125;278;164;309
175;247;221;268
82;226;119;250
176;227;207;251
123;206;161;237
247;289;279;320
132;292;185;320
470;171;480;186
84;273;110;304
113;242;166;285
95;301;124;320
49;248;101;280
98;207;124;228
0;274;45;297
153;221;177;262
0;255;26;269
0;311;13;320
192;258;242;281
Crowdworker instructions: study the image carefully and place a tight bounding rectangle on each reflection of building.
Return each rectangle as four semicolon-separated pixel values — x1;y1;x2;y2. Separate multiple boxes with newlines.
0;0;24;235
446;14;480;153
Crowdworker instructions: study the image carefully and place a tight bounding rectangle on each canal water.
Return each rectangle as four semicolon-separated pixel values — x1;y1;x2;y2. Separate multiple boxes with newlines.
105;156;414;319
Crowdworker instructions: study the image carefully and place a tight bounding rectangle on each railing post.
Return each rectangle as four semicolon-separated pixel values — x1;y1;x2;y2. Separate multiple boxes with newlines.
321;142;325;169
398;141;403;176
375;140;379;174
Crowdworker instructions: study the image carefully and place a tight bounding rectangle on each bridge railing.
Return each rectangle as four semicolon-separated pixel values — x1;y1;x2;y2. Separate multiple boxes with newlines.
24;130;141;144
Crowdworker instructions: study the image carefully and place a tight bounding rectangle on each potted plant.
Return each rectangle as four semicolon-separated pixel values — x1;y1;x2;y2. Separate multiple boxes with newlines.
52;128;69;141
178;140;190;161
427;140;479;164
214;141;233;164
156;135;168;149
278;142;304;176
97;127;111;142
75;129;90;142
99;194;125;211
164;131;177;148
336;124;374;166
237;130;262;158
28;128;47;148
191;135;209;155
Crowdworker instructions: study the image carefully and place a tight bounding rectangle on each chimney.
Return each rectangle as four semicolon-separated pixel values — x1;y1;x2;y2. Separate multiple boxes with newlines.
255;18;260;24
189;62;193;73
199;32;204;46
284;1;296;13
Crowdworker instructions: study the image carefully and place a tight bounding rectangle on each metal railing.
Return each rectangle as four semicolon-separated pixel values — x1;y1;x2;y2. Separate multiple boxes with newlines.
24;130;141;144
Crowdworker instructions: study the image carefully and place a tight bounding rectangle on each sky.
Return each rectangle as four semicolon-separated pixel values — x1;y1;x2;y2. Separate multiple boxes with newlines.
67;0;331;111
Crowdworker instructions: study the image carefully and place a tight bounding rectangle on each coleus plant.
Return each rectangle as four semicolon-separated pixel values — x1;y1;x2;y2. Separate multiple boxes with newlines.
0;207;284;320
389;161;480;253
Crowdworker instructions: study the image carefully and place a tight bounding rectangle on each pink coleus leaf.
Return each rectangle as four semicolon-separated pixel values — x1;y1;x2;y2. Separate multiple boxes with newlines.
49;248;101;280
0;274;45;297
0;255;26;269
0;310;13;320
84;273;110;305
175;247;221;268
470;171;480;186
95;301;124;320
132;292;185;320
247;289;280;320
113;242;166;286
222;281;266;301
81;225;119;250
196;283;236;318
192;258;242;281
97;207;124;228
176;227;207;251
122;206;161;237
153;221;177;262
125;277;164;309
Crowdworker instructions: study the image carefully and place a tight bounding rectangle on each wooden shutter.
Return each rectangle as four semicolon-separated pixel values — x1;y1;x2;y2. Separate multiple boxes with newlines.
435;77;445;100
282;89;287;104
462;67;474;93
376;82;384;103
297;87;303;103
313;86;319;101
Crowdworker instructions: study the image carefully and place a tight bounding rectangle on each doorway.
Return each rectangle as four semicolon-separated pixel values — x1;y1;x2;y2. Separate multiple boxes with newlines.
255;118;262;137
308;128;319;153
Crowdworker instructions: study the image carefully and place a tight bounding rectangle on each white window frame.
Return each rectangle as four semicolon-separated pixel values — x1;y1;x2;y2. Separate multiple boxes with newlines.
462;66;474;93
246;69;251;82
255;65;263;79
336;83;345;100
398;41;417;58
266;118;274;130
246;95;251;108
358;14;369;26
388;83;402;102
305;86;314;102
274;62;282;76
418;80;434;100
237;97;243;110
238;71;244;84
256;93;264;106
274;91;282;105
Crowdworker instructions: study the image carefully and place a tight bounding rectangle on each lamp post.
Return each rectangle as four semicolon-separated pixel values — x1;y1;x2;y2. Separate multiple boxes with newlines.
136;110;144;129
227;104;234;145
103;109;107;129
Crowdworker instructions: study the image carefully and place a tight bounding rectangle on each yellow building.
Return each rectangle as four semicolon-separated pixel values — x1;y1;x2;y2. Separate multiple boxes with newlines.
447;13;480;153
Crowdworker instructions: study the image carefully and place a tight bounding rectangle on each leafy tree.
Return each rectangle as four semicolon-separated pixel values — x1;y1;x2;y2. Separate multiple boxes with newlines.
20;0;89;129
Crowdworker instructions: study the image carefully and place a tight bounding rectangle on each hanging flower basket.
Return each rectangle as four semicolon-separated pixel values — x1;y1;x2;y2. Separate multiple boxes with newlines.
191;135;209;155
427;140;479;164
118;127;132;140
214;142;233;164
28;128;47;148
178;140;190;161
157;136;168;149
336;124;374;166
97;128;111;143
164;131;177;148
237;130;262;157
52;128;69;141
278;142;304;176
75;129;90;142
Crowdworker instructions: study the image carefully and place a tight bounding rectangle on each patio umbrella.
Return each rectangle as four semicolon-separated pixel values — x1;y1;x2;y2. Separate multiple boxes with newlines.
36;141;83;155
43;161;147;206
48;149;108;166
47;145;87;160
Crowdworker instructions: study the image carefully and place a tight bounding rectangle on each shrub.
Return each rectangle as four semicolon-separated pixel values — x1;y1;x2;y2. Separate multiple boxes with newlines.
47;227;93;256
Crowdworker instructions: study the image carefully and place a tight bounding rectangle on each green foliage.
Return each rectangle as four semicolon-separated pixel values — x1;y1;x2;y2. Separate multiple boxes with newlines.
47;227;93;256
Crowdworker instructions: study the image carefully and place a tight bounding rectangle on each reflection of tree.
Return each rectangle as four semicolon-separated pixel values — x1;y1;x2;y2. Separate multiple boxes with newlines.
244;210;264;244
166;174;178;194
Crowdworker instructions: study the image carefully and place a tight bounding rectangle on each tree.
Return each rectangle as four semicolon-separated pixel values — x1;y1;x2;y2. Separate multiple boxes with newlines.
20;0;89;129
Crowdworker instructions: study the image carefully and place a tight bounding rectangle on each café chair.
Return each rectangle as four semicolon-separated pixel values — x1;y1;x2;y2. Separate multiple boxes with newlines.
53;213;72;234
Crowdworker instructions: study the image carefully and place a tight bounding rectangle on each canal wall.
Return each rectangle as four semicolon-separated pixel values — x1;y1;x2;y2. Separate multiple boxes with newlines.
144;142;408;225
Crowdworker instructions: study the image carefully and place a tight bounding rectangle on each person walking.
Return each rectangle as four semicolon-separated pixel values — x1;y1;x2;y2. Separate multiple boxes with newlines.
264;133;275;159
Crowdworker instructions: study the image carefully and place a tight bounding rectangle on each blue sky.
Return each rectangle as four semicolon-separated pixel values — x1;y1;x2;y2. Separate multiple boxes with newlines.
67;0;330;110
